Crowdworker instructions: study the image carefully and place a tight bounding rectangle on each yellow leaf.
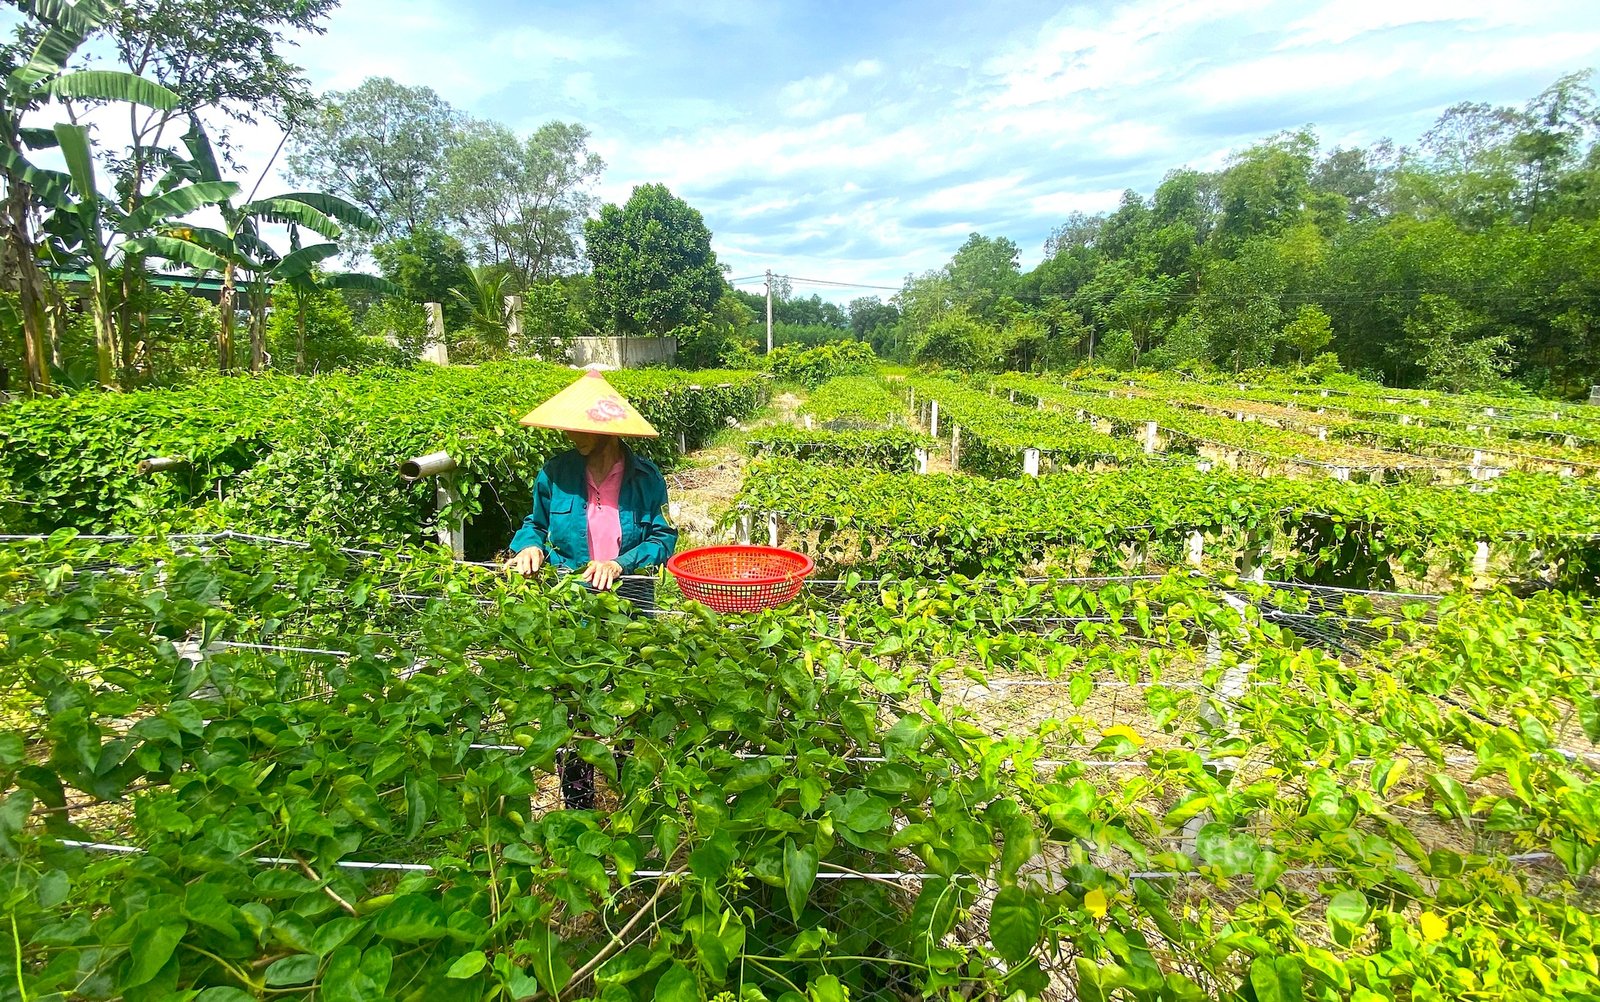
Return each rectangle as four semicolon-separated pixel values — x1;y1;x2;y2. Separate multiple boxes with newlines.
1101;725;1145;747
1419;911;1448;942
1084;888;1108;918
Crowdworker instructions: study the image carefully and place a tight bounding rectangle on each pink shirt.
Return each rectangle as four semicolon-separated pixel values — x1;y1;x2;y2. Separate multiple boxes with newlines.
585;458;624;563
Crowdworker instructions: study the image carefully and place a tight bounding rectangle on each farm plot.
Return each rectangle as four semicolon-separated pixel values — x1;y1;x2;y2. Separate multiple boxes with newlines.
1068;378;1600;475
747;376;931;473
4;532;1597;1001
733;457;1600;587
0;362;767;554
907;376;1156;476
990;376;1470;482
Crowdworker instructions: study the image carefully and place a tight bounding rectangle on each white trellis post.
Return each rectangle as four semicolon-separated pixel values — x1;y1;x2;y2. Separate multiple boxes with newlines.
1186;530;1205;567
915;448;929;474
1023;449;1040;477
1240;530;1267;583
930;400;940;437
504;294;523;348
1141;421;1158;455
434;476;464;559
1314;426;1328;442
803;414;814;430
737;513;753;545
950;425;962;469
136;456;185;475
1185;593;1252;854
767;513;780;547
1472;540;1491;581
423;302;448;365
1195;459;1213;473
1331;467;1351;482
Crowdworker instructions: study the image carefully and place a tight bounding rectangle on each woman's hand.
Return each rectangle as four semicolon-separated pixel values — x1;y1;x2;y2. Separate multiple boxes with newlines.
508;547;546;576
582;559;624;591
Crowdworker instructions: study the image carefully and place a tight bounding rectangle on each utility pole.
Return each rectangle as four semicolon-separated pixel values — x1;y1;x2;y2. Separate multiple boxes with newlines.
765;269;774;354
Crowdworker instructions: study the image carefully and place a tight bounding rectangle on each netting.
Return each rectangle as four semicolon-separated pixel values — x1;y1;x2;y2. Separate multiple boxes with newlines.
4;530;1597;1000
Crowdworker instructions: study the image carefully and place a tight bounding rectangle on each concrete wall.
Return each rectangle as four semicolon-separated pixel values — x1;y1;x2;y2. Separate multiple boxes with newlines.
569;336;678;369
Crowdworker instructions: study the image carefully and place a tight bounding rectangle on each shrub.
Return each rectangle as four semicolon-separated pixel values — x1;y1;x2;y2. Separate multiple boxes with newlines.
766;340;876;387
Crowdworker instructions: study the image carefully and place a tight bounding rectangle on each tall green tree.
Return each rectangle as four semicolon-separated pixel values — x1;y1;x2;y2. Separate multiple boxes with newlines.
946;232;1020;321
442;119;604;284
1215;130;1318;250
584;184;722;337
372;224;473;325
285;76;458;248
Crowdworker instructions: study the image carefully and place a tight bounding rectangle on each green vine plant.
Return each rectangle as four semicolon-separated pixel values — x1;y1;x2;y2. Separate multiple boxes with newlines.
2;533;1596;1000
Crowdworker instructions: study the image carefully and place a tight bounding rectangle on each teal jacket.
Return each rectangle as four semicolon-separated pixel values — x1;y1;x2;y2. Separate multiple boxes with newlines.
510;447;677;573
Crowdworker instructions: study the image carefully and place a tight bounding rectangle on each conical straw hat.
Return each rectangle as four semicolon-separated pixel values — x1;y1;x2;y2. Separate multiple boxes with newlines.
518;370;660;438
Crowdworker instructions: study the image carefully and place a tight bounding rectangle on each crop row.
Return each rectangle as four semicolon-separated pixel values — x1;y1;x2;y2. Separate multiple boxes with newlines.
745;426;930;473
908;376;1153;476
994;376;1471;478
799;375;914;427
734;457;1600;584
1111;375;1600;444
0;362;766;545
3;534;1595;1000
1071;379;1600;472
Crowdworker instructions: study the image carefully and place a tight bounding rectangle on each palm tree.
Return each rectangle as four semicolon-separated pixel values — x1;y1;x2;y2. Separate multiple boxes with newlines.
450;265;515;358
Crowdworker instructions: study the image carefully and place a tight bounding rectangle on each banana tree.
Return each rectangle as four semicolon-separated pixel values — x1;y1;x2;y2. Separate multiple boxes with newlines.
137;118;381;372
1;0;179;390
50;124;237;386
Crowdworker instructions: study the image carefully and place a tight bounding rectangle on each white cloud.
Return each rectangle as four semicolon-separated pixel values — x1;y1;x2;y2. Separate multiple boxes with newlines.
779;74;850;119
24;0;1599;300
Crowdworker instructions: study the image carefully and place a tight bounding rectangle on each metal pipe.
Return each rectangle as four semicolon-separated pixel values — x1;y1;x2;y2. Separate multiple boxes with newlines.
399;450;457;482
136;456;185;475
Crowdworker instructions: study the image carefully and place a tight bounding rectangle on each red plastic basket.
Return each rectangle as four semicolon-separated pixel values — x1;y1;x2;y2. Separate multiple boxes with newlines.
666;545;815;613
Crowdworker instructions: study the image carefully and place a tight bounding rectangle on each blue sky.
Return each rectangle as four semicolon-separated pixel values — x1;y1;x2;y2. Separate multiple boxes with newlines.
26;0;1600;300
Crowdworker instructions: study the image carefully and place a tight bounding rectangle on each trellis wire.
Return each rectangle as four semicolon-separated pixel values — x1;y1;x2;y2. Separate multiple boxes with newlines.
50;838;1562;885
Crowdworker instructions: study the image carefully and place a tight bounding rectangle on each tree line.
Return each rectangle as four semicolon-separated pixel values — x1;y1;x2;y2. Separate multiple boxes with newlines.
876;71;1600;397
5;1;1596;398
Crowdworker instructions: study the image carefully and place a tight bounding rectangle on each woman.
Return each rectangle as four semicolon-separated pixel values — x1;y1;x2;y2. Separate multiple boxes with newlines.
507;370;678;588
507;370;677;811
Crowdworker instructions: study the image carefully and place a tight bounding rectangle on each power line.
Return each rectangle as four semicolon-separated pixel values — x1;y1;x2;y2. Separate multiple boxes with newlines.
785;274;902;291
728;273;902;293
